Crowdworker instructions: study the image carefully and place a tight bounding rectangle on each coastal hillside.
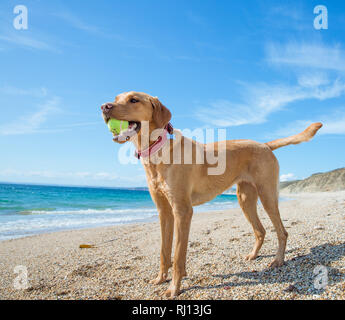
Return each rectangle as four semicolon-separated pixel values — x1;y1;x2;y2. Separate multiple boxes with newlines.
280;167;345;193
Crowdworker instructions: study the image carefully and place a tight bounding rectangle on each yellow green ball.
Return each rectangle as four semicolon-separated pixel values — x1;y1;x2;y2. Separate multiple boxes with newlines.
107;119;129;135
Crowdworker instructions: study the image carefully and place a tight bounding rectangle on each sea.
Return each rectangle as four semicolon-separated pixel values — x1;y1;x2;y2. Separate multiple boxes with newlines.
0;183;238;241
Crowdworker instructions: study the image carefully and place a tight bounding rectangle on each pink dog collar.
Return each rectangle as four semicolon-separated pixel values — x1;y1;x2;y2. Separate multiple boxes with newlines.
135;123;173;159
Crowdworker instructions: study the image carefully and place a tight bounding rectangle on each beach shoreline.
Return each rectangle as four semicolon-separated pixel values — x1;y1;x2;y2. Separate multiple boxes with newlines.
0;191;344;300
0;183;239;241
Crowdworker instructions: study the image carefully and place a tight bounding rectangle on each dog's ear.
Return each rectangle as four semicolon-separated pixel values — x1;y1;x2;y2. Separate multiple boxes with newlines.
150;96;172;128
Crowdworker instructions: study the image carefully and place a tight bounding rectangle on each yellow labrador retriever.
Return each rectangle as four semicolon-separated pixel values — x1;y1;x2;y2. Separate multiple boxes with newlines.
101;91;322;298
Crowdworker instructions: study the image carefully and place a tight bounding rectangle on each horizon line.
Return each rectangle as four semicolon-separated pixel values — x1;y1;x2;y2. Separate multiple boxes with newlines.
0;180;149;190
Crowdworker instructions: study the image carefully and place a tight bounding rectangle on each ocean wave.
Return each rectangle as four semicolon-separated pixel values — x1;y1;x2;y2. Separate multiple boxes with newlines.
201;201;236;206
19;207;158;215
17;201;237;216
0;214;158;237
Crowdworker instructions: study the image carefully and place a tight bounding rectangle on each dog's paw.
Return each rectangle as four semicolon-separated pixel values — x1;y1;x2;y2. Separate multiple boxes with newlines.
149;273;168;285
164;289;179;299
269;259;284;268
245;253;257;261
164;284;180;299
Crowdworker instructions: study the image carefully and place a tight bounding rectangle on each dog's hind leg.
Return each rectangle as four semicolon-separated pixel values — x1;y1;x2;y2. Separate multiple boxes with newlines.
237;181;266;261
257;183;288;268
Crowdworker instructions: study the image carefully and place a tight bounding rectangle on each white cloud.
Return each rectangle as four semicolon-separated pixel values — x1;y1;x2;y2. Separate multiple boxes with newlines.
197;100;262;127
0;169;148;187
52;11;122;41
269;6;302;21
197;41;345;127
297;73;330;88
270;110;345;138
0;85;102;135
53;12;100;34
280;173;296;182
321;114;345;134
0;86;48;98
271;120;314;138
0;169;118;180
196;79;345;127
266;42;345;72
93;172;118;181
0;34;59;52
0;97;60;135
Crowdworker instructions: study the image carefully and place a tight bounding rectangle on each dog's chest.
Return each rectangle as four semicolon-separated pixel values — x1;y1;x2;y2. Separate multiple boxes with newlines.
145;166;172;198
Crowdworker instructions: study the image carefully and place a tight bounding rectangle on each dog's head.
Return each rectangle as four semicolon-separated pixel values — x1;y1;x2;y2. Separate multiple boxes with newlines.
101;92;171;144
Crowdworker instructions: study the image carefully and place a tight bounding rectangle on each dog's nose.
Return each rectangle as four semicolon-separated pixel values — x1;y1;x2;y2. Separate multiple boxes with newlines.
101;103;114;112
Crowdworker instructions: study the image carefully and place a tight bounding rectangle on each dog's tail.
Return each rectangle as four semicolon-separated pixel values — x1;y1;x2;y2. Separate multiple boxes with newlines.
265;122;323;151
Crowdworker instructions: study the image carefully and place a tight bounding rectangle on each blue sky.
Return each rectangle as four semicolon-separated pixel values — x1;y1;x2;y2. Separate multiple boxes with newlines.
0;0;345;187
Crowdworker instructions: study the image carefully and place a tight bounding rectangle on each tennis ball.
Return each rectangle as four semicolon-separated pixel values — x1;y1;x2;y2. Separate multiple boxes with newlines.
107;119;129;135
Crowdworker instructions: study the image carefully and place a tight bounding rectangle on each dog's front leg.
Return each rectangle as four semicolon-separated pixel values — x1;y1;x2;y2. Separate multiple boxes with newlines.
150;195;174;285
165;204;193;299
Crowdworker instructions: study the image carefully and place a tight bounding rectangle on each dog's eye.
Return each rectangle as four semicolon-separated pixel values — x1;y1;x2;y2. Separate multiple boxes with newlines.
130;98;139;103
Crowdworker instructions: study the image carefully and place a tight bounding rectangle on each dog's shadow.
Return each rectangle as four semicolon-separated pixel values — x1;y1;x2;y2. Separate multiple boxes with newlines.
184;242;345;296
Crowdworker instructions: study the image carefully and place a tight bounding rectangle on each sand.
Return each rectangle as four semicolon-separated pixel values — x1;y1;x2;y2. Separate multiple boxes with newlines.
0;191;344;300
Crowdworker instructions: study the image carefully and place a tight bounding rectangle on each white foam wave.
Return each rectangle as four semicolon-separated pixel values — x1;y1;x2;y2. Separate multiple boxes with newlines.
23;208;157;215
0;213;157;235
